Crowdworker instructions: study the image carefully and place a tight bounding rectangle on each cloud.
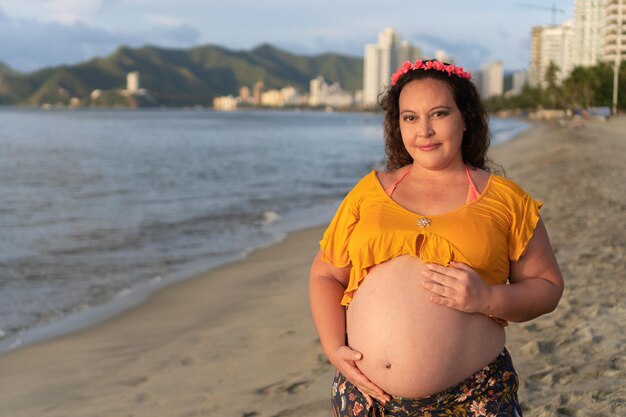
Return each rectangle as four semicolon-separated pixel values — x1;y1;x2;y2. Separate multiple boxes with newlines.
409;33;492;70
145;14;183;27
276;36;367;59
144;23;201;46
0;9;201;72
40;0;104;24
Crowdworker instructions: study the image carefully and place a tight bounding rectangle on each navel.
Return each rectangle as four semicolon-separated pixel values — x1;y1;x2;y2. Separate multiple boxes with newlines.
385;363;392;369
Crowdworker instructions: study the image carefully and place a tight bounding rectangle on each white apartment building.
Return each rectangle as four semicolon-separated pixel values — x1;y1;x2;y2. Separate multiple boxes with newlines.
363;44;381;107
213;95;238;111
260;86;300;107
574;0;606;67
508;70;529;96
529;21;575;88
479;61;504;98
363;28;421;107
561;20;576;81
127;72;140;92
434;50;454;64
603;0;625;64
309;76;327;107
325;83;354;108
309;76;354;108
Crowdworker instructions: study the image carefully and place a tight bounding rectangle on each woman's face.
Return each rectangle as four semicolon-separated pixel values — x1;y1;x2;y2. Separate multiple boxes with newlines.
398;78;465;171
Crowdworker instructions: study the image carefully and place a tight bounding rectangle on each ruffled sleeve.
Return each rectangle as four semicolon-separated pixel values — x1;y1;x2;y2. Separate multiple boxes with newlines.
319;191;360;268
508;193;543;262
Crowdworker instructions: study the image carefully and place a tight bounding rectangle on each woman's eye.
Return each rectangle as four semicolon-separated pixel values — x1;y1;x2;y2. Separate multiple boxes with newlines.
402;115;415;122
432;111;448;118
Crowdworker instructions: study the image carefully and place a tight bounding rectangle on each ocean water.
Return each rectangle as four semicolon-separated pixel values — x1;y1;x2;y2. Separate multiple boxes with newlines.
0;108;527;352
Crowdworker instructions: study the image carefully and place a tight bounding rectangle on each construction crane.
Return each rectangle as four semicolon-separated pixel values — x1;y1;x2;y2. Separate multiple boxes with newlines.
516;2;566;24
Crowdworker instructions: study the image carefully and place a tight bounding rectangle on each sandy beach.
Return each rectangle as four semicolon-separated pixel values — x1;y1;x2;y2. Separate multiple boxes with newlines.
0;117;624;417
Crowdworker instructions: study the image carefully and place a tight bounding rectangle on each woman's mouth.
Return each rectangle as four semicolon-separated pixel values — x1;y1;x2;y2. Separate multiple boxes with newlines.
418;143;441;151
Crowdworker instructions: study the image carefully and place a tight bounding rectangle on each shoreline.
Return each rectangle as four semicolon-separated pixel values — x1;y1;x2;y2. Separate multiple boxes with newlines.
0;113;527;355
0;117;624;416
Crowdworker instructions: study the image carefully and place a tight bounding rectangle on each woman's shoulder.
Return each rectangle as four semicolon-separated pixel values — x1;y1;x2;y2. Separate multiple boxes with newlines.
488;173;536;202
374;165;411;190
342;170;381;199
468;167;491;194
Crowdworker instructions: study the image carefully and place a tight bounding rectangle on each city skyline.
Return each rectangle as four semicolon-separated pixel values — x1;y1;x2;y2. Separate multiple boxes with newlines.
0;0;573;73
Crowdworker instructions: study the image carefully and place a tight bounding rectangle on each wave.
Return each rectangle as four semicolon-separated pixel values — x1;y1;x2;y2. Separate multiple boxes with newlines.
261;210;281;226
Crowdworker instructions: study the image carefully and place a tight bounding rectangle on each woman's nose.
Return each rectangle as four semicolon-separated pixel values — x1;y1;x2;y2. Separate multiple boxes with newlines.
417;121;434;138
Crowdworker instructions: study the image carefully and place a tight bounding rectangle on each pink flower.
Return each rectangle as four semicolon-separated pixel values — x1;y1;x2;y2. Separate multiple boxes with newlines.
475;371;487;384
391;71;403;85
352;401;364;415
457;388;473;402
338;381;346;394
390;59;471;85
470;400;487;416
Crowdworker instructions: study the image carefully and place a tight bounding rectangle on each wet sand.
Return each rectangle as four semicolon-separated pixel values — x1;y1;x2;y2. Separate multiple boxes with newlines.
0;117;624;417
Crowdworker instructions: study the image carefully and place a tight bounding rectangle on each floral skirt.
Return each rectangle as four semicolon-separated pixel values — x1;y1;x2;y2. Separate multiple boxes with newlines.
331;348;523;417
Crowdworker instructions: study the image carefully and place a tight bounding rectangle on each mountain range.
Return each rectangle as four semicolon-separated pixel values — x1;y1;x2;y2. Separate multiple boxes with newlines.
0;44;363;107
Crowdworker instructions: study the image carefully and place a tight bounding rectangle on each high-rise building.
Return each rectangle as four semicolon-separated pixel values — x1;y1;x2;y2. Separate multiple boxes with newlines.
561;20;576;80
529;27;543;87
363;28;420;107
309;76;327;107
528;21;575;88
239;86;250;103
127;72;140;92
509;70;529;96
363;44;382;108
252;81;264;105
573;0;606;67
434;50;454;64
479;61;504;98
399;41;420;64
603;0;625;64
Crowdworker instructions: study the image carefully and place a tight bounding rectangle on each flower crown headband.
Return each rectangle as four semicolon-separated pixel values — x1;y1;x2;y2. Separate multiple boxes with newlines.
390;59;471;86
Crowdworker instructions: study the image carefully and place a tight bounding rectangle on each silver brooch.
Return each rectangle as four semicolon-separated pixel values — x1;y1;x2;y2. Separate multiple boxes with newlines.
416;217;432;228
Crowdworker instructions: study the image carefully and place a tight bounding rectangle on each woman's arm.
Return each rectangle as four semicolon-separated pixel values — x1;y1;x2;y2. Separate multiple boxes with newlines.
487;218;564;322
309;251;390;405
421;219;564;322
309;251;350;356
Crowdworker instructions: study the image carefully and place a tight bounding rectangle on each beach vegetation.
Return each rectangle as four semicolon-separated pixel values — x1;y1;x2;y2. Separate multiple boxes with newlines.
486;61;626;113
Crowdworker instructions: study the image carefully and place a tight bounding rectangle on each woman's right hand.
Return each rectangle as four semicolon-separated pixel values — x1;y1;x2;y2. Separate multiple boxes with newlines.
330;345;391;406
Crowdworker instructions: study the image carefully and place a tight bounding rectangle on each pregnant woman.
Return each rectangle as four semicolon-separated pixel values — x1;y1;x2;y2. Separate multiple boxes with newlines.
309;59;563;416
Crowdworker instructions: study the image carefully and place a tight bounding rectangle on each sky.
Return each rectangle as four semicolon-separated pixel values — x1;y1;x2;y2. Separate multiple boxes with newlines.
0;0;574;74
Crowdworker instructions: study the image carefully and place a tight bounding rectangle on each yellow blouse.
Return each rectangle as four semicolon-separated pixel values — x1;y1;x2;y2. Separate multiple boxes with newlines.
320;171;542;309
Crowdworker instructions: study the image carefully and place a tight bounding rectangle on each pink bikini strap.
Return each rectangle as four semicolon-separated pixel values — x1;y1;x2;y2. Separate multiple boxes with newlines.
385;168;411;196
386;166;480;201
465;165;480;203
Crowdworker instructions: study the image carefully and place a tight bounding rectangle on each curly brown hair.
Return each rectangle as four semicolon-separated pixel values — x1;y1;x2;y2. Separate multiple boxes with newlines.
379;60;493;172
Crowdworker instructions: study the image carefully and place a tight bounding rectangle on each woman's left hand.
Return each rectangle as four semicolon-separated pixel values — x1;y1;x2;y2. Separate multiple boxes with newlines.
420;261;492;314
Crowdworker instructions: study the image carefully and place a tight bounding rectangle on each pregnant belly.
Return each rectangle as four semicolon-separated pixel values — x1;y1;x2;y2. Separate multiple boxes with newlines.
346;255;505;398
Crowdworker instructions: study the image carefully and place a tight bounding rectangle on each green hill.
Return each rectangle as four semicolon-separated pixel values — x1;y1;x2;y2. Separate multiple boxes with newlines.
0;44;363;107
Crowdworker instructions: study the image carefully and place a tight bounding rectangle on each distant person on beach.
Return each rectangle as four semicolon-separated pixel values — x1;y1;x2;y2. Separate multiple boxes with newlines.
309;59;564;416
